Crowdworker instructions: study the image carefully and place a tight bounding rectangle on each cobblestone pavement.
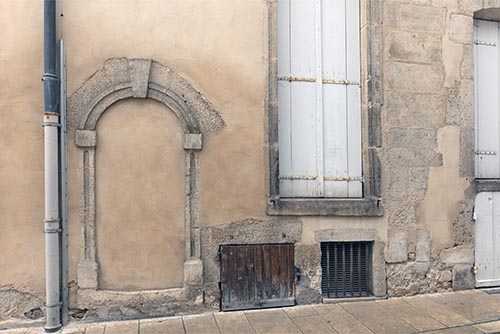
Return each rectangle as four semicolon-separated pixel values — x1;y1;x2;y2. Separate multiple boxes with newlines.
4;290;500;333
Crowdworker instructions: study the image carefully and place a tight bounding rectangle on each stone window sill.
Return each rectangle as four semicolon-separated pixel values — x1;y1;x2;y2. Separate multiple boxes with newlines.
266;197;383;216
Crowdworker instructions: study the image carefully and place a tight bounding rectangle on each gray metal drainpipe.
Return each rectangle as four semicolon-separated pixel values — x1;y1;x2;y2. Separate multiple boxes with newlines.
42;0;62;332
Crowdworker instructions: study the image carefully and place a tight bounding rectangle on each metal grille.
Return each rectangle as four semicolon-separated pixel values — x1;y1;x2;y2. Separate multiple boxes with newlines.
321;242;372;298
220;244;295;311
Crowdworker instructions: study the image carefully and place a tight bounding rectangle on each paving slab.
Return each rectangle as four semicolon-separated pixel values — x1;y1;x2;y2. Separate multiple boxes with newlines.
424;325;484;334
430;292;500;323
62;325;86;334
83;323;105;334
291;314;337;334
214;312;255;334
0;329;26;334
403;295;472;327
183;313;220;334
473;320;500;333
377;299;446;331
139;317;185;334
284;305;318;319
244;309;300;334
103;321;138;334
313;304;373;334
458;290;500;313
341;301;417;334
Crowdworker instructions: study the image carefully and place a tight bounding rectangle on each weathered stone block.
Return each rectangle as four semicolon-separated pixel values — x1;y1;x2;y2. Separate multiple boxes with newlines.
387;167;407;200
461;44;474;80
387;62;444;92
438;245;474;265
460;127;475;178
386;92;445;128
315;229;378;242
447;80;474;126
387;129;437;149
75;130;97;148
387;148;442;167
416;229;431;262
452;264;475;290
387;31;441;63
453;200;474;245
372;241;387;297
295;245;322;304
102;58;131;88
184;259;203;285
400;5;446;33
438;269;452;283
388;202;416;227
384;1;399;28
408;167;428;200
387;229;408;263
77;261;98;289
449;14;473;44
184;133;202;150
128;59;152;98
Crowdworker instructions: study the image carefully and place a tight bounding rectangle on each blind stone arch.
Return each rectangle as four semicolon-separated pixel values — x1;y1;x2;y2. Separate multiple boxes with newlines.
68;58;224;304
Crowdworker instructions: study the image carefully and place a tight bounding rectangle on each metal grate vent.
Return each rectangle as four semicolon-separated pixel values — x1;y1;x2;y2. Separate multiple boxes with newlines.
321;242;372;298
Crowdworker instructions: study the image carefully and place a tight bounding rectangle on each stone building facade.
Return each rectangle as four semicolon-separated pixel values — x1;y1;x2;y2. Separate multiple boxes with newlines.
1;0;499;325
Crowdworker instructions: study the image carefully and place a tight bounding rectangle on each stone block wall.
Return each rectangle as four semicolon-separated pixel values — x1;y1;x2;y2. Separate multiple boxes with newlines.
381;0;496;296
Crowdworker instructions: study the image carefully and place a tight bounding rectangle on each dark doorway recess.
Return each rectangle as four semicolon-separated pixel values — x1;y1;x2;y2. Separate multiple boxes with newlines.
321;241;372;298
219;244;295;311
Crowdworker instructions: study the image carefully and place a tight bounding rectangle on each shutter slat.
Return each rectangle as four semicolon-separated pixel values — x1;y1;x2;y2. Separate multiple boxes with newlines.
289;0;318;197
346;0;362;197
475;20;500;178
323;0;348;197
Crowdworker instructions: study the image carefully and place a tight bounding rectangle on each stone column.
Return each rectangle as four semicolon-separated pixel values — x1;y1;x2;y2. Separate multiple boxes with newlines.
183;133;203;286
75;130;99;290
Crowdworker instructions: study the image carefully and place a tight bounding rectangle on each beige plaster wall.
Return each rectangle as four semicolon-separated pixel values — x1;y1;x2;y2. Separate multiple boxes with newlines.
95;99;185;290
0;1;46;300
62;0;268;228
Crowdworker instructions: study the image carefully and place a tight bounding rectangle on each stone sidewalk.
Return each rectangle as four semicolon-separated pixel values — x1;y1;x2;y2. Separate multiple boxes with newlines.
5;290;500;333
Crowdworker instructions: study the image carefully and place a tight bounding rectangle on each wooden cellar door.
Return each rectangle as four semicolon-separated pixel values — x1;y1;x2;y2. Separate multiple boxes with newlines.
220;244;295;311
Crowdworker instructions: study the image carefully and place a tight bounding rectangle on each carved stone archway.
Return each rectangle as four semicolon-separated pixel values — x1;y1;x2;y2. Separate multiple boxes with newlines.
68;58;224;306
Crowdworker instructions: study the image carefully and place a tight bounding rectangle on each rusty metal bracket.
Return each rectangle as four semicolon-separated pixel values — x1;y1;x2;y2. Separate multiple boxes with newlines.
277;76;361;86
475;40;496;47
475;150;497;156
279;175;317;180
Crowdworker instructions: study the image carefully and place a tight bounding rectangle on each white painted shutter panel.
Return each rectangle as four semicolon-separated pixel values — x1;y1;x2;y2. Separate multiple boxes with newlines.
475;20;500;178
474;192;500;287
278;0;318;197
278;0;362;197
322;0;362;197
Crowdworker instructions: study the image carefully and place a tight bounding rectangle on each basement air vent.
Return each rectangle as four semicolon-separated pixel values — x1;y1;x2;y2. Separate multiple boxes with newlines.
321;242;372;298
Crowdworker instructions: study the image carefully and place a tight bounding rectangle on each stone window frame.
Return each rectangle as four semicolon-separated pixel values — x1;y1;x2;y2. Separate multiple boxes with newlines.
68;58;224;308
266;0;384;216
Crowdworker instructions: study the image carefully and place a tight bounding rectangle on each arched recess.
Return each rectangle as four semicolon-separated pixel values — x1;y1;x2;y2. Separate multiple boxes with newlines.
68;58;224;302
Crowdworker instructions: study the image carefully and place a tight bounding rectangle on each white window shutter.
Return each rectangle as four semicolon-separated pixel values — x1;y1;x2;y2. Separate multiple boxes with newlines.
278;0;362;198
475;20;500;178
